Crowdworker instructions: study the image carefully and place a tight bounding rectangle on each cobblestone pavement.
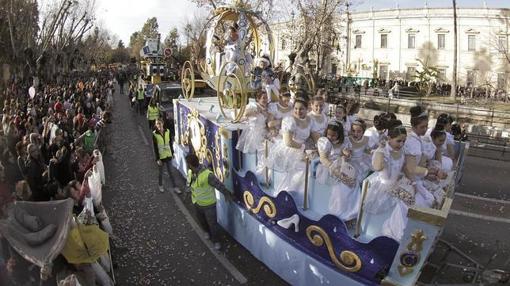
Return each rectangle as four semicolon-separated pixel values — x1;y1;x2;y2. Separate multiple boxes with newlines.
102;87;286;285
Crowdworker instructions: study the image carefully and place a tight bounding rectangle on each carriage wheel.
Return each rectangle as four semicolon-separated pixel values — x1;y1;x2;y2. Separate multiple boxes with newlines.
216;62;248;123
181;61;195;99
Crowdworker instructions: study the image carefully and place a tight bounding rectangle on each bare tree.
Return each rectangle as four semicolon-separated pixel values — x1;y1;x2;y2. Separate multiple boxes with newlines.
287;0;345;76
35;0;96;80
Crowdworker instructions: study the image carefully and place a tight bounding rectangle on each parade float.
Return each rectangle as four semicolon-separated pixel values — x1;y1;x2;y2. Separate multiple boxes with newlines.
173;2;469;285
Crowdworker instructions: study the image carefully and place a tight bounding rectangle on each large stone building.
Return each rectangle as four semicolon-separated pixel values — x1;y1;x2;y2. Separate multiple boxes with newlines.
271;6;510;90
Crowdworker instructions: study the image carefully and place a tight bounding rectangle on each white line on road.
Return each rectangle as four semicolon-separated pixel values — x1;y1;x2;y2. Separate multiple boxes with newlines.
169;190;248;284
450;209;510;224
137;124;149;146
455;192;510;205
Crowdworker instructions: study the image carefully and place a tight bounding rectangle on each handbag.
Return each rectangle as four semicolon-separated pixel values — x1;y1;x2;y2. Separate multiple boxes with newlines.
390;176;416;206
331;157;357;187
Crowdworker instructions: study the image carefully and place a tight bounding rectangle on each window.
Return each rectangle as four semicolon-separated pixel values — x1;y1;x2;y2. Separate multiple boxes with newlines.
466;70;475;86
379;65;388;80
468;35;476;51
498;36;508;52
355;35;362;48
498;73;507;90
408;34;415;49
406;67;416;81
438;68;447;82
281;38;286;50
380;34;388;48
438;34;445;49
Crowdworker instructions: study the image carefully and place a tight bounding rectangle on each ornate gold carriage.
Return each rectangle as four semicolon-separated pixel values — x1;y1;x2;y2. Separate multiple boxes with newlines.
180;2;275;123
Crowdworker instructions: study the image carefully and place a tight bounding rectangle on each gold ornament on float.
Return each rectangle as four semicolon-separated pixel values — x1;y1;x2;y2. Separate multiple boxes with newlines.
243;191;277;218
398;229;427;276
306;225;362;272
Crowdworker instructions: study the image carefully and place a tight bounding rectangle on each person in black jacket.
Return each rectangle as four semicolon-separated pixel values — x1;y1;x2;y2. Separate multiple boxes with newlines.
25;143;48;201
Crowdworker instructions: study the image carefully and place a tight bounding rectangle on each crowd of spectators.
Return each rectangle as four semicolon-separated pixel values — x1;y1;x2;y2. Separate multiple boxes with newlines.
0;70;115;285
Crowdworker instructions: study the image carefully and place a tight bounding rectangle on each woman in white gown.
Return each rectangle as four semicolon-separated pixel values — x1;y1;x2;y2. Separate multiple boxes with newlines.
308;96;329;147
404;106;446;209
236;91;269;153
348;119;372;184
427;113;456;162
267;92;293;139
334;104;350;138
310;96;329;135
316;121;360;220
267;98;318;207
421;126;452;204
364;120;411;241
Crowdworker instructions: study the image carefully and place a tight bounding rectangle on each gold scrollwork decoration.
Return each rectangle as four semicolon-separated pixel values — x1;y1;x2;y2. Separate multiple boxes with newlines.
243;191;277;218
306;225;362;273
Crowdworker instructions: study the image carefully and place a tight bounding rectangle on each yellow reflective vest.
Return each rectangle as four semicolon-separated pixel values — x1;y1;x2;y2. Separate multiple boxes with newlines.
147;105;160;121
153;129;172;160
190;169;216;207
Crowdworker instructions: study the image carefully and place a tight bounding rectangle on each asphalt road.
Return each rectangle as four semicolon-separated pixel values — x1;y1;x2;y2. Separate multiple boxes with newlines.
103;86;509;285
457;155;510;201
102;86;286;285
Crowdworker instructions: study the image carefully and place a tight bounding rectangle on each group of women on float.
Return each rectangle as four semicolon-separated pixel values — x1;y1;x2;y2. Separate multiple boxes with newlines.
236;88;457;241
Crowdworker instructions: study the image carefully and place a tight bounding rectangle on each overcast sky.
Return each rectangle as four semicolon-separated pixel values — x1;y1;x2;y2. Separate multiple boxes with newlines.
41;0;510;45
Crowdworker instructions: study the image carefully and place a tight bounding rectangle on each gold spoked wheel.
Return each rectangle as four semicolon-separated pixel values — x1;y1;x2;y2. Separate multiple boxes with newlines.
216;62;248;123
181;61;195;99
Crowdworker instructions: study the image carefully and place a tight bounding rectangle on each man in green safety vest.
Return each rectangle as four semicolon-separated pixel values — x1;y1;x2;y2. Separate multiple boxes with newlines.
146;97;160;130
137;85;145;115
152;119;181;194
185;153;232;250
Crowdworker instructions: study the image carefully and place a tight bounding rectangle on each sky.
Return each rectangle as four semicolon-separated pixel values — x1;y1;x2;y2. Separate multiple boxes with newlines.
41;0;510;46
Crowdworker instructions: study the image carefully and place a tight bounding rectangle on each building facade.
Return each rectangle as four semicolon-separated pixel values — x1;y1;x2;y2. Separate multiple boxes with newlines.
271;7;510;90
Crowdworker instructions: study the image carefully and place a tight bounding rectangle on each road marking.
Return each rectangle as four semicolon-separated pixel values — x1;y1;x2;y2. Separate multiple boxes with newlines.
137;124;149;146
169;190;248;284
456;192;510;205
450;209;510;224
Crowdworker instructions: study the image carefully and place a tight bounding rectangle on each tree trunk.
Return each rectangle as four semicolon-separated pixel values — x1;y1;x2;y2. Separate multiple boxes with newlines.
451;0;458;98
7;0;17;58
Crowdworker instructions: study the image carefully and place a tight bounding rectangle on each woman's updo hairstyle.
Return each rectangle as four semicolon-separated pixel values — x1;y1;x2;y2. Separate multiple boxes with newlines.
430;122;447;140
436;113;453;126
387;119;407;138
410;106;428;127
325;120;345;143
373;113;390;131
